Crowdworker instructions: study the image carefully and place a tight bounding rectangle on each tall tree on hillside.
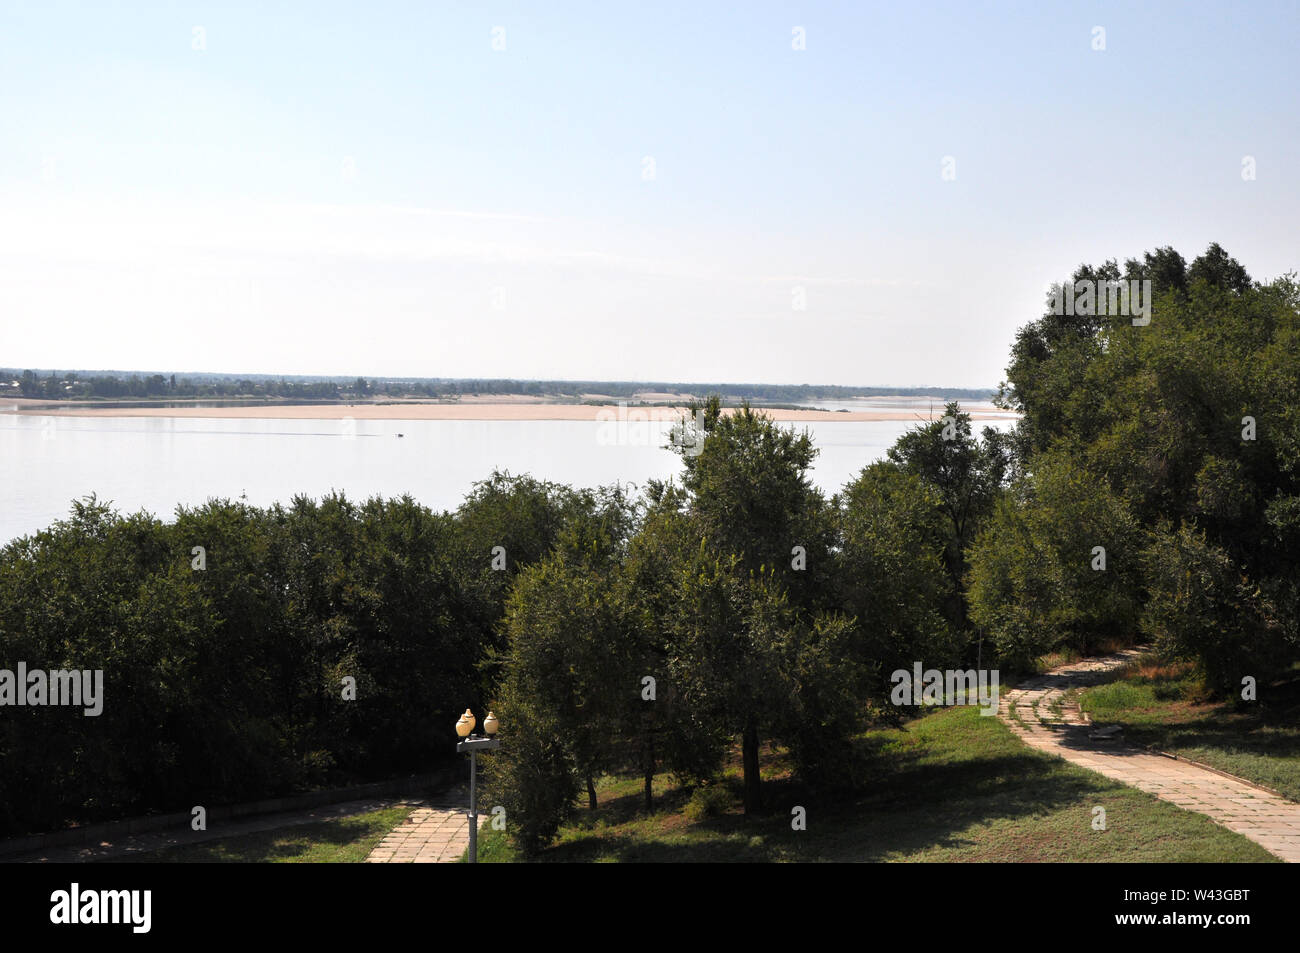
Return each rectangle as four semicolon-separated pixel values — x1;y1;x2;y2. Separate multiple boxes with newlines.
1123;245;1188;297
452;471;594;684
663;399;859;812
1187;242;1252;294
619;481;727;805
885;401;1007;637
979;244;1300;691
965;451;1144;669
482;490;644;852
674;399;833;610
834;462;961;693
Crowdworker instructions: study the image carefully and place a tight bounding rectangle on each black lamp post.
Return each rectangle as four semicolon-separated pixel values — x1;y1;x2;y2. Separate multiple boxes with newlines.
455;709;499;863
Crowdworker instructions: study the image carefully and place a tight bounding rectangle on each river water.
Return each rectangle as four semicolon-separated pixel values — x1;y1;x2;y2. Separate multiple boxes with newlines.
0;408;1016;544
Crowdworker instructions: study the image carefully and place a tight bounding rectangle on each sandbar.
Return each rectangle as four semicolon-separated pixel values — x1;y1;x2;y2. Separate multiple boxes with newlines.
1;398;1015;423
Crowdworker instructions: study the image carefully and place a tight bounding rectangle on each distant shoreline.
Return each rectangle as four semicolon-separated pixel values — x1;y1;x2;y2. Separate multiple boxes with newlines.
1;397;1016;423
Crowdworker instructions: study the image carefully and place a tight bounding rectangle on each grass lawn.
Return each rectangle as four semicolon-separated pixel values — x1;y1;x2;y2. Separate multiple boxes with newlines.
1078;657;1300;803
476;704;1278;863
116;805;413;863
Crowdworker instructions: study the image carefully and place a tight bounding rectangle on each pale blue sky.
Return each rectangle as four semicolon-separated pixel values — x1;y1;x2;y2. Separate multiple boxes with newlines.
2;1;1297;386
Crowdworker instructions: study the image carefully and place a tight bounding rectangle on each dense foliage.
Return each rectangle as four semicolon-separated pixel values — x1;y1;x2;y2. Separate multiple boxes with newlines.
0;477;585;837
974;243;1300;690
2;242;1294;852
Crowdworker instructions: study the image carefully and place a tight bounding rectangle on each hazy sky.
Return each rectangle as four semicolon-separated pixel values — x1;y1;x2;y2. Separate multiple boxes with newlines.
2;1;1297;387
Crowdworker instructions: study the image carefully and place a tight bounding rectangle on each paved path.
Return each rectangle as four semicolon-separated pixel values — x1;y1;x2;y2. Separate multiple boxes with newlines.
1000;649;1300;862
364;793;483;863
9;788;480;864
12;796;419;863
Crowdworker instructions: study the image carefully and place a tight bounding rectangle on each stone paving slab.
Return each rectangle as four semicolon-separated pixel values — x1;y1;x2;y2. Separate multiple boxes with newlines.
364;793;484;864
999;649;1300;862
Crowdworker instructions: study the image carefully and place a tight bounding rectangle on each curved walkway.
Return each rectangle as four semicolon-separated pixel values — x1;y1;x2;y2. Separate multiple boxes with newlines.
999;649;1300;862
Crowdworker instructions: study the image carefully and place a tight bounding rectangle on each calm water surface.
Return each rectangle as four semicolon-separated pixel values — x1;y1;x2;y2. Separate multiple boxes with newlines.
0;411;1015;544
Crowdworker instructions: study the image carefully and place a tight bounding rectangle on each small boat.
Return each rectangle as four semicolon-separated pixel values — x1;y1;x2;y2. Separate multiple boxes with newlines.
396;433;404;438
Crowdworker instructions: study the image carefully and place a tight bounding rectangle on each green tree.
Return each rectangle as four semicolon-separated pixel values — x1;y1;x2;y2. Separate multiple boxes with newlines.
664;400;860;812
966;453;1143;669
886;401;1007;639
986;245;1299;686
834;462;961;697
482;547;636;851
675;399;832;609
1141;523;1287;696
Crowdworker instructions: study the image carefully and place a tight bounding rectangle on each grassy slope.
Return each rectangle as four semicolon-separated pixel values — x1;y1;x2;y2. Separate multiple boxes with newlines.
115;665;1295;864
117;805;411;863
1079;658;1300;803
478;704;1277;863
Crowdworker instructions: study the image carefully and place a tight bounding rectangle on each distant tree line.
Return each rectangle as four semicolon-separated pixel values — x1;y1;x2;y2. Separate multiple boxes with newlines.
5;370;341;401
2;369;994;404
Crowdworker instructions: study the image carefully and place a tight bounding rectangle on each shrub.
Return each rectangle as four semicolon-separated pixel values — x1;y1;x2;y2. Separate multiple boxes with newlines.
685;783;734;821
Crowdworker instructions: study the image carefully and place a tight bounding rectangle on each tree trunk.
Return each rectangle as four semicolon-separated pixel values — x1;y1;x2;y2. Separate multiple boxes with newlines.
586;775;598;811
742;721;762;815
643;734;655;811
